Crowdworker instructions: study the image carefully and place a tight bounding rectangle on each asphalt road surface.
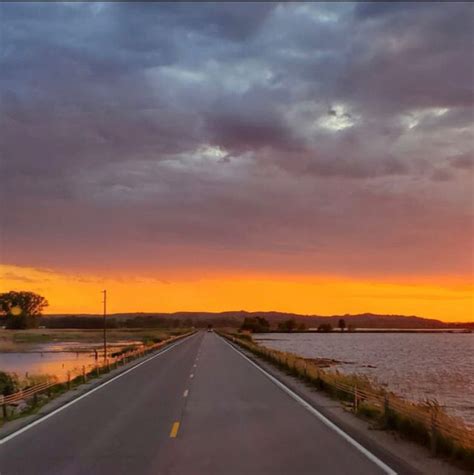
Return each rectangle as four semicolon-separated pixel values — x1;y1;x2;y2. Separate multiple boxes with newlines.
0;332;403;474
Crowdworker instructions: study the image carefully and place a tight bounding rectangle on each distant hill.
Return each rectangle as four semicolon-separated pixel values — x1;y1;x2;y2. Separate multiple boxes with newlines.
44;311;473;329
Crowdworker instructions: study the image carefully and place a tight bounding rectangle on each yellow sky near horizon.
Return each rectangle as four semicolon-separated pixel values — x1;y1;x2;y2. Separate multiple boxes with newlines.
0;265;472;322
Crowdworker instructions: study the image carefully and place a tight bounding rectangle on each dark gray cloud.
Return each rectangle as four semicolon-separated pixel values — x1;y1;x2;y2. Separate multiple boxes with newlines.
1;2;472;277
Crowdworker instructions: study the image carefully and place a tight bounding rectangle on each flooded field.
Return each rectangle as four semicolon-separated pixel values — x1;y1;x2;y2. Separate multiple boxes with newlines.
0;341;142;380
254;332;474;427
0;328;179;381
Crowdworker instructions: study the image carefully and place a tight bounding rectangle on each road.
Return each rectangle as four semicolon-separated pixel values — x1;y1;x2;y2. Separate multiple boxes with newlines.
0;332;402;474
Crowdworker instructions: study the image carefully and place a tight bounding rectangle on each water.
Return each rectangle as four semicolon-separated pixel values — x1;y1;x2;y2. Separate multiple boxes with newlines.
0;352;97;381
254;332;474;427
0;341;142;380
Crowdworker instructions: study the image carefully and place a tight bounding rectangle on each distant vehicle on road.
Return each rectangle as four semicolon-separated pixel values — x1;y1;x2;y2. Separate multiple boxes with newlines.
207;324;213;332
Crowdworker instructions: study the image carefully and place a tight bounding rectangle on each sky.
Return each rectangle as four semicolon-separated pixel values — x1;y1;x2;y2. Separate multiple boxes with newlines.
0;2;473;321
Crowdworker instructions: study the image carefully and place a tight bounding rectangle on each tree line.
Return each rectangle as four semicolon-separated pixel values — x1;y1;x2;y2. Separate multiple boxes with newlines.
239;316;350;333
0;291;351;332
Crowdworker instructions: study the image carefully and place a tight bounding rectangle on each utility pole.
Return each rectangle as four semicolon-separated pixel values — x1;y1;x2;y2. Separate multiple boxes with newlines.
102;289;107;360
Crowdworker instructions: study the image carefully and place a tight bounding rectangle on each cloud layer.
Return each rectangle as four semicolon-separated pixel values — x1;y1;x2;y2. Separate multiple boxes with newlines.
1;2;473;279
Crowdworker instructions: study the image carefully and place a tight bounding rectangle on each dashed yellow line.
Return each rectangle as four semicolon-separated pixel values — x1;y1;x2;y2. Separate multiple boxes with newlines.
170;421;180;438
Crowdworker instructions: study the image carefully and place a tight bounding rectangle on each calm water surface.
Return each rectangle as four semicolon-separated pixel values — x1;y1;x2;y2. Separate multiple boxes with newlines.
0;341;142;380
254;333;474;426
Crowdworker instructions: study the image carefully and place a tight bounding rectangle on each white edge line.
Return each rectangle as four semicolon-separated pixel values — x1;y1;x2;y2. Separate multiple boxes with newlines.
0;333;197;446
183;389;189;398
220;336;397;475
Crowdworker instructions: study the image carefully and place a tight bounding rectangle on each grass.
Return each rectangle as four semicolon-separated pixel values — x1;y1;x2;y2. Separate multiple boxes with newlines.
222;331;474;471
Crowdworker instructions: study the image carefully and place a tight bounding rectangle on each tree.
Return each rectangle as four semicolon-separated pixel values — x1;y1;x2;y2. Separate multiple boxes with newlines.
338;318;346;332
317;323;332;332
240;316;270;333
278;318;297;332
0;291;49;329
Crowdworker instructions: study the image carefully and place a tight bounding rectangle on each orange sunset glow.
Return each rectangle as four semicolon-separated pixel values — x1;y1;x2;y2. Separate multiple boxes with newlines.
1;265;472;322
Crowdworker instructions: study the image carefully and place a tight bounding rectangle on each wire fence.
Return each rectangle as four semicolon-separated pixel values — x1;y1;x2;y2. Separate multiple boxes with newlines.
1;331;194;421
223;333;474;459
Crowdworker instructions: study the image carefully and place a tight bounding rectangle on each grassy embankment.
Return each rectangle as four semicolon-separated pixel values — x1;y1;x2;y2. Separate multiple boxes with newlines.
0;328;193;425
221;331;474;471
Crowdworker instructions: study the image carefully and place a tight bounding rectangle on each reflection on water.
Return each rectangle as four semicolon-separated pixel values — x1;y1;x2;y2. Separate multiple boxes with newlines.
31;340;142;353
0;340;142;380
0;352;97;380
254;332;474;427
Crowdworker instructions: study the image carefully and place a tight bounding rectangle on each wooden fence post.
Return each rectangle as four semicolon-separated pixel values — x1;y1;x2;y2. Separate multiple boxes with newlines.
67;371;71;390
383;393;390;427
354;385;359;412
430;408;438;456
1;396;6;420
82;366;86;383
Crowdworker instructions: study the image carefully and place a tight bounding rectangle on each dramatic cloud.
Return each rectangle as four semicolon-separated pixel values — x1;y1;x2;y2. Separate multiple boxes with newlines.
1;2;473;281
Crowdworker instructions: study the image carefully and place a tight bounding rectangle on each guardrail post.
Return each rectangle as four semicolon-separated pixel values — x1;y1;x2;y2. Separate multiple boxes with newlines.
33;391;38;406
82;365;87;383
354;385;359;412
67;371;71;390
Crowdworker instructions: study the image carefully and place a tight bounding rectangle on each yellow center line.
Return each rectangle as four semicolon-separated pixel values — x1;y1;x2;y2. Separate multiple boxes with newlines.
170;421;180;438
